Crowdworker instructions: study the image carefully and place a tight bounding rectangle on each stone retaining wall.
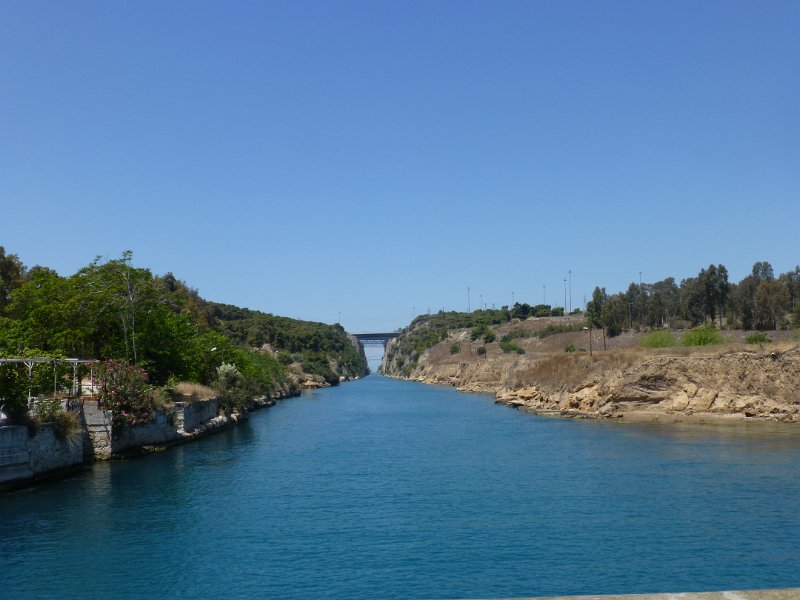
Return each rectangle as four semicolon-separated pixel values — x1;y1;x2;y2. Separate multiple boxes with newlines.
0;424;85;490
2;395;266;490
179;399;220;433
110;409;179;453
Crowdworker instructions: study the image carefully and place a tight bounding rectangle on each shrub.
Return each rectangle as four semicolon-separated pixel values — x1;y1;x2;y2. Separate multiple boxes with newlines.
449;342;460;355
476;346;487;356
483;330;496;344
538;323;583;339
564;343;576;353
499;341;525;354
640;330;676;348
682;325;724;347
32;398;80;439
98;360;157;428
746;332;771;344
214;362;249;413
500;329;526;343
51;410;80;439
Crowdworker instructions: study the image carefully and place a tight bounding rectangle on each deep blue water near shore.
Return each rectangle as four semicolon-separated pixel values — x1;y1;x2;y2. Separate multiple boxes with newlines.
3;375;800;599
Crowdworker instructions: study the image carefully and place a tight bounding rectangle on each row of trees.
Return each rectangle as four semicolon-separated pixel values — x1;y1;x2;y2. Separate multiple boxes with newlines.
585;261;800;336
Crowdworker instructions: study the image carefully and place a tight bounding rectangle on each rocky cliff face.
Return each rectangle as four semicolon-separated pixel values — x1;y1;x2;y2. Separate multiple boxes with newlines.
383;326;800;423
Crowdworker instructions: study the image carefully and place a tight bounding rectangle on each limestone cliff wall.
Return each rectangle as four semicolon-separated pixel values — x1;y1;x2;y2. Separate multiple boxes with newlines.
384;328;800;423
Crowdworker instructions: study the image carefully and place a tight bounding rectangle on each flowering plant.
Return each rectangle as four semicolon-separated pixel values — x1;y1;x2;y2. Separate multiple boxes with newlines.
97;360;156;428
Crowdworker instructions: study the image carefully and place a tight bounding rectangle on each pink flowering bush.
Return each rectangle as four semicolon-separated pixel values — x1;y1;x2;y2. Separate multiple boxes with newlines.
98;360;157;428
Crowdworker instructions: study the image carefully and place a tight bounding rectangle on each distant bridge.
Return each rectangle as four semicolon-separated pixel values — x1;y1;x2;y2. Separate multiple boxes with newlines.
353;332;400;346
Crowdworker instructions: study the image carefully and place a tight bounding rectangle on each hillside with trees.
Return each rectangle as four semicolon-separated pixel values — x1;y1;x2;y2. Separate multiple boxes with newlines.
383;261;800;378
0;247;367;424
382;260;800;424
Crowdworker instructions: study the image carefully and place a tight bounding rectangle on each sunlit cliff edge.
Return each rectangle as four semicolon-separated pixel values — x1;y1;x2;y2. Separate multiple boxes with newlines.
381;316;800;424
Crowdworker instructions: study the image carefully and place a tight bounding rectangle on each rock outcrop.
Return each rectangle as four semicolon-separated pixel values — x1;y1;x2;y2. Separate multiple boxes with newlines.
384;331;800;423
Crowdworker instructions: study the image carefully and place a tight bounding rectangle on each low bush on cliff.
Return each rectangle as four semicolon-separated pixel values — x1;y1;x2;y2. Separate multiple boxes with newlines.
537;323;584;339
31;397;80;439
640;330;676;348
682;325;724;347
746;332;771;344
214;362;250;414
500;341;525;354
500;329;527;343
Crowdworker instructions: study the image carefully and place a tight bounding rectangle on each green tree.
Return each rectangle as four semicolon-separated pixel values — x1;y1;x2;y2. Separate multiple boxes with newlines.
0;246;25;311
753;279;789;330
644;277;679;327
701;264;729;327
732;275;759;329
6;267;75;353
778;266;800;312
586;287;606;328
76;252;157;363
679;276;705;326
601;294;628;336
752;261;774;281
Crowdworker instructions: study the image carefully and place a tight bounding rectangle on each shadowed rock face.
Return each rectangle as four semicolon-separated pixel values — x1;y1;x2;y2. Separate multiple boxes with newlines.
506;589;800;600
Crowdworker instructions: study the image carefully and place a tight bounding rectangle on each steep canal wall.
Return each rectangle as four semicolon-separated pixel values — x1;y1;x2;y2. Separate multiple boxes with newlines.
0;423;84;489
1;396;275;490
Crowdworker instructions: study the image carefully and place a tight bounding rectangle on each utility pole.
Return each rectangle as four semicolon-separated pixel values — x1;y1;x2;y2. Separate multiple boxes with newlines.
479;294;483;312
543;284;546;305
512;291;515;306
568;270;572;313
467;287;471;313
563;278;567;314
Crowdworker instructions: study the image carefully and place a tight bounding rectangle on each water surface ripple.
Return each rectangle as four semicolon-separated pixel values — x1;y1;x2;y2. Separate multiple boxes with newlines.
2;375;800;599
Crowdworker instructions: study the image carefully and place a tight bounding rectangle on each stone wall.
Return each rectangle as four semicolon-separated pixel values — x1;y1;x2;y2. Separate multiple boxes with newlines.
0;426;32;484
2;395;253;489
27;424;84;476
179;399;220;433
0;424;85;489
110;409;180;453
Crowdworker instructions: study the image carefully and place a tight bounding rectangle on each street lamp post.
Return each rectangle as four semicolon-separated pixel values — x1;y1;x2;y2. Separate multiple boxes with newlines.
583;326;592;357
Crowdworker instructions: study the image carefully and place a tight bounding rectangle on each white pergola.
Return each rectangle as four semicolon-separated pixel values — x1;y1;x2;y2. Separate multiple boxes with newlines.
0;357;98;402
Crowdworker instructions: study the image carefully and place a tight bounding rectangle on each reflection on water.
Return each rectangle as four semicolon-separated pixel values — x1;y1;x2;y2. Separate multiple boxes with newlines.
2;375;800;600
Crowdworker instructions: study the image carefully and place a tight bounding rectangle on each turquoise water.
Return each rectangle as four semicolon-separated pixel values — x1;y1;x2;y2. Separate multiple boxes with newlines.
3;375;800;599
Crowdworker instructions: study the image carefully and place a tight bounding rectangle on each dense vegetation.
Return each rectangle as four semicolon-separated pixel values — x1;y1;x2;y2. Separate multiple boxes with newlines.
0;247;367;424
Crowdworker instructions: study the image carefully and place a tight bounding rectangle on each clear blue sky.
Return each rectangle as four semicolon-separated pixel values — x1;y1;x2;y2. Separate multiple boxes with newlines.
2;1;798;333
